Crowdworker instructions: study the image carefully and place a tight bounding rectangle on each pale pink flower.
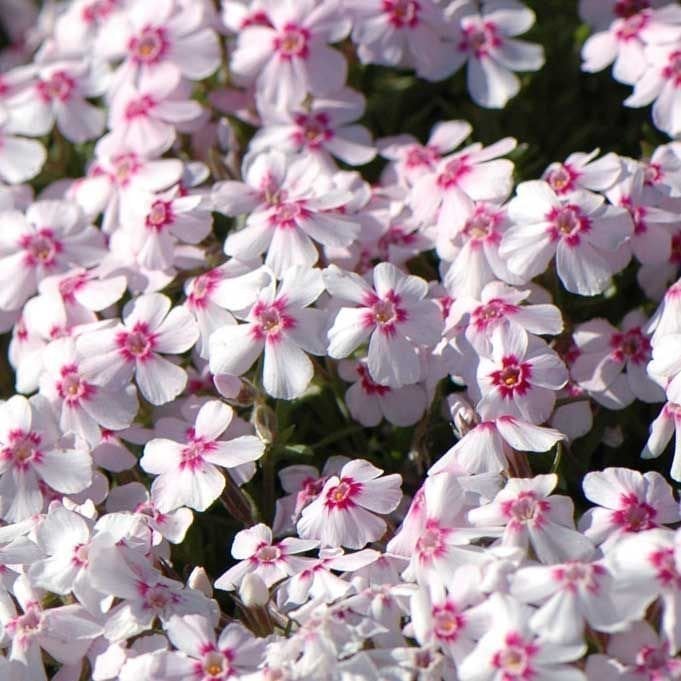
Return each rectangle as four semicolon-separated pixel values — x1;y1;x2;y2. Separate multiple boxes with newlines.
409;135;516;231
220;0;270;34
0;200;105;311
606;161;679;265
457;593;586;681
96;0;220;87
338;357;427;427
437;202;525;296
230;0;350;110
476;324;568;424
501;181;633;295
579;467;680;549
153;615;265;680
642;401;681;480
216;152;359;277
77;292;199;405
324;262;443;388
140;400;265;512
0;108;46;184
107;65;203;155
447;0;545;109
378;119;475;187
72;135;183;233
609;528;681;653
251;87;375;168
120;186;211;271
468;474;595;564
214;523;318;591
297;459;402;550
208;266;326;400
543;149;623;197
0;395;92;522
345;0;453;80
448;280;564;357
39;337;139;446
52;0;125;53
581;2;681;84
1;575;102;676
7;59;108;142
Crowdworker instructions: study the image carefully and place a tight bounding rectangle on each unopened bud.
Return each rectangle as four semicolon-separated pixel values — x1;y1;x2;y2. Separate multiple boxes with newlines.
240;573;269;608
252;404;277;444
187;566;213;598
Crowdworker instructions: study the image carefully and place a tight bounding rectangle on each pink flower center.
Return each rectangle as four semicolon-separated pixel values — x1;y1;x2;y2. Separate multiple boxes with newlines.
20;228;63;267
432;602;465;641
124;94;156;121
383;0;420;28
547;205;591;246
255;543;282;563
129;26;169;65
471;298;518;332
274;23;310;59
502;492;549;531
2;430;43;471
552;561;604;594
325;477;362;510
6;605;43;648
643;161;663;186
663;50;681;86
611;493;657;532
415;520;448;561
141;584;175;611
615;11;650;41
610;327;651;365
58;272;88;303
269;200;309;230
37;71;76;103
145;199;174;232
459;20;502;58
252;298;295;343
492;633;538;680
377;226;417;259
116;321;157;362
187;270;220;309
545;163;579;194
180;435;216;471
293;113;333;149
242;11;272;29
436;156;472;189
295;476;326;516
635;642;681;676
57;364;96;405
111;153;142;186
363;290;407;336
357;363;391;396
491;355;532;397
202;651;230;679
462;206;502;244
404;144;440;170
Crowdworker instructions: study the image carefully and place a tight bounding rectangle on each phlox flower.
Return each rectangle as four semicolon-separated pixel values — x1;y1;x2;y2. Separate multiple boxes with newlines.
220;0;270;34
542;149;623;197
208;266;326;400
7;59;108;142
251;87;376;168
581;1;681;84
214;523;318;591
571;310;664;408
475;324;568;425
77;292;199;405
230;0;350;110
468;474;595;564
96;0;221;87
579;467;680;549
140;400;265;513
107;65;203;156
457;593;586;681
0;395;92;522
215;152;359;277
152;615;265;681
324;262;443;388
643;401;681;480
297;458;402;550
345;0;453;80
500;180;633;295
39;337;138;446
446;0;545;109
0;199;105;311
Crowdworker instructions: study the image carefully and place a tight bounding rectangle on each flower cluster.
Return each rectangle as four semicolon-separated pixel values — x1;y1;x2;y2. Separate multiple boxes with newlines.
0;0;680;679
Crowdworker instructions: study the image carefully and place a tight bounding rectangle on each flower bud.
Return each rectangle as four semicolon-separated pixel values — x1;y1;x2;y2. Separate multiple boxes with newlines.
252;404;277;444
239;573;269;608
187;566;213;598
